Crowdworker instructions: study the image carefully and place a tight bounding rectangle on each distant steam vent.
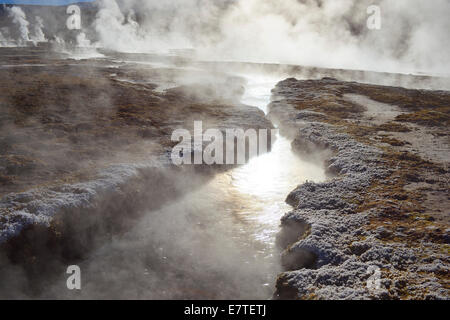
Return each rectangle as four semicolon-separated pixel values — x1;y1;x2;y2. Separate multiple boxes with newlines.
0;1;98;48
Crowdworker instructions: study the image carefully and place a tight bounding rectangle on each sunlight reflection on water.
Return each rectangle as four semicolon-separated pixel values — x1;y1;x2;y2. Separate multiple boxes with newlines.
212;73;326;247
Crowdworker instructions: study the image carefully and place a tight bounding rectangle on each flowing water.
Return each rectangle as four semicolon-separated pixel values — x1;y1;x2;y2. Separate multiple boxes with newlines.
42;62;326;300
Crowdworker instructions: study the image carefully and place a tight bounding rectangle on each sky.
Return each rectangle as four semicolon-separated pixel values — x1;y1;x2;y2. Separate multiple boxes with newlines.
0;0;93;5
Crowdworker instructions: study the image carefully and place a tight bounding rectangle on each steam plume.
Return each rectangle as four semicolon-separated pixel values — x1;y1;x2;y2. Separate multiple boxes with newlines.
32;16;46;43
92;0;450;75
7;6;30;43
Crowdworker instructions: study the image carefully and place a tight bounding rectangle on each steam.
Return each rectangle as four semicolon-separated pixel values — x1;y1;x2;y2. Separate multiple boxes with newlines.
1;0;449;302
0;27;15;48
94;0;149;52
7;6;30;43
93;0;225;52
76;32;91;47
32;16;46;43
2;1;448;74
4;7;48;46
91;0;450;75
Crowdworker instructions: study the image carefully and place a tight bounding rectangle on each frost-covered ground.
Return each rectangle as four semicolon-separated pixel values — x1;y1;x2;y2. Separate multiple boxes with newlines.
0;46;448;299
0;160;166;243
271;78;449;299
0;48;279;299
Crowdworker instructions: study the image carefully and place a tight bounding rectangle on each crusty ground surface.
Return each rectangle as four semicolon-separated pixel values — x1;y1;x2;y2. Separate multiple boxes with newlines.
271;78;449;299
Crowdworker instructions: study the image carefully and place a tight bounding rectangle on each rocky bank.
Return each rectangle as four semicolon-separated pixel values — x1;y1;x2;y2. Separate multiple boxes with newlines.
271;78;449;300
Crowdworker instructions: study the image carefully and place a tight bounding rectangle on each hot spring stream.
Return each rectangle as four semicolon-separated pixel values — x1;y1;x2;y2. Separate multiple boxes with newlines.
49;71;326;300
